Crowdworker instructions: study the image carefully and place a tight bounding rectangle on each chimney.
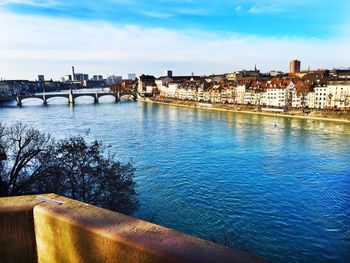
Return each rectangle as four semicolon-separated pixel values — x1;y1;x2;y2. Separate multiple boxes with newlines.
72;66;75;81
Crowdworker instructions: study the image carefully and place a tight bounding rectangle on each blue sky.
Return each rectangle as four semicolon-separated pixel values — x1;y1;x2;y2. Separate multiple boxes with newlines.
0;0;350;79
3;0;349;38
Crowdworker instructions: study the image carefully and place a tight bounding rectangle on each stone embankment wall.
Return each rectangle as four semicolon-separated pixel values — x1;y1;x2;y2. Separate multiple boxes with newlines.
0;194;267;263
146;98;350;123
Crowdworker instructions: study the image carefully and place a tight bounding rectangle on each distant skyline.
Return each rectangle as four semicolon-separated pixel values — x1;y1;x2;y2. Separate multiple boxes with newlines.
1;0;350;80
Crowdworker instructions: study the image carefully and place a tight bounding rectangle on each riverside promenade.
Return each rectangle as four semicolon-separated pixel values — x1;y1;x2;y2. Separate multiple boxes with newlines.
143;98;350;123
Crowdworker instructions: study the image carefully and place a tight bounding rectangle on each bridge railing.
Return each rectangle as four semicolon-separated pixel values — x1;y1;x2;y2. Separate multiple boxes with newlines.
71;88;111;94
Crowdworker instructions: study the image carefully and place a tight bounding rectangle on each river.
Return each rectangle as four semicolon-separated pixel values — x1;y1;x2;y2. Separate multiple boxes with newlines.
1;97;349;263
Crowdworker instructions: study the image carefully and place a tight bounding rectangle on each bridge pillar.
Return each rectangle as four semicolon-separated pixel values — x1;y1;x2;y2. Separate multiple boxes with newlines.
68;90;74;105
94;94;99;104
133;92;138;101
115;92;120;103
16;96;22;106
43;95;47;105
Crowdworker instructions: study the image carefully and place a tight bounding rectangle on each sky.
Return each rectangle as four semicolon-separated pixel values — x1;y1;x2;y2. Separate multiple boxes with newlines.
0;0;350;80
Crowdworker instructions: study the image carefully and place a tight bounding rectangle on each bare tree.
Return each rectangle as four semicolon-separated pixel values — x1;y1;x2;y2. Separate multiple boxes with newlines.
53;136;138;214
0;123;53;196
0;123;138;215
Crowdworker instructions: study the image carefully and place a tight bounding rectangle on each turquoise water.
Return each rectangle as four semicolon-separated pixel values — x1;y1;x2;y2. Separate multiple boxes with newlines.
1;98;350;262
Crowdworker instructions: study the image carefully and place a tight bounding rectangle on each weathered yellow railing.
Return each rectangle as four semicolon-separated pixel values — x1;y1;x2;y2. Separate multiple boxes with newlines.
0;194;267;263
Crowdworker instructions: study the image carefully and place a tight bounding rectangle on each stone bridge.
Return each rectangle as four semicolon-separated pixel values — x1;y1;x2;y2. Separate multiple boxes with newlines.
15;90;138;106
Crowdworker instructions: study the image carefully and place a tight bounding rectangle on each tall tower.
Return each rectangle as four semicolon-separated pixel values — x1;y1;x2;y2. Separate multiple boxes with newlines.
72;66;75;81
290;60;301;73
164;69;173;78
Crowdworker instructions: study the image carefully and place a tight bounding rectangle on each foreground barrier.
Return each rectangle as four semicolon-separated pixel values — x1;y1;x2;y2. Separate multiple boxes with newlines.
0;194;267;263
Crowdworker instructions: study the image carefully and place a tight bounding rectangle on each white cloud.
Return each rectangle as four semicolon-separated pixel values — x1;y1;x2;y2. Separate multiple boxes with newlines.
248;5;282;14
174;8;209;15
0;0;61;7
0;12;349;80
136;10;175;18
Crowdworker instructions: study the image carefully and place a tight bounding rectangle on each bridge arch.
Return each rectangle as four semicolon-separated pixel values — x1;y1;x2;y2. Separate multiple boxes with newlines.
17;96;44;106
120;92;137;101
97;93;119;103
73;94;98;104
45;95;69;104
97;94;117;99
73;94;97;100
45;94;69;100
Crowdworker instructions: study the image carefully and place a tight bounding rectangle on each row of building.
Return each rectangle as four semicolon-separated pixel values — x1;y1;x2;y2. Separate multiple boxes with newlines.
61;67;137;86
138;68;350;110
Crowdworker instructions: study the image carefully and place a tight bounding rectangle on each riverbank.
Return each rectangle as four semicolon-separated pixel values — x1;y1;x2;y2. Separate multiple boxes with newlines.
141;98;350;123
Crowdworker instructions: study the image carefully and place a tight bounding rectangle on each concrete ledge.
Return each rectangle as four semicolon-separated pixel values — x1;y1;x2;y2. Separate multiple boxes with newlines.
0;194;58;263
1;195;267;263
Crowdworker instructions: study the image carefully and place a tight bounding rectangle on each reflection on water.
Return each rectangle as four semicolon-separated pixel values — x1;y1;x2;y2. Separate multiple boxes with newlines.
0;100;350;263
